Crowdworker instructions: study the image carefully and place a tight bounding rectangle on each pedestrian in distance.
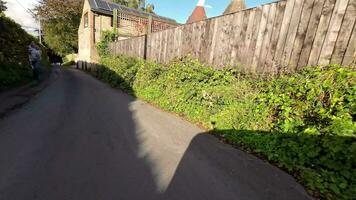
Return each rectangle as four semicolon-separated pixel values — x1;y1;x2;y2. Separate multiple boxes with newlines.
28;42;42;81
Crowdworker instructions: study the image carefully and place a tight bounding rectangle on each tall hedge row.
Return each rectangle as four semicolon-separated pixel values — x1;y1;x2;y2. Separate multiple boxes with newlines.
0;14;49;89
95;54;355;199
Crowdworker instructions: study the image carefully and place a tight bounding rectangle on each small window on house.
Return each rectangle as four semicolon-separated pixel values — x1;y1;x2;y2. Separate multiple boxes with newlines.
84;12;88;28
111;17;113;27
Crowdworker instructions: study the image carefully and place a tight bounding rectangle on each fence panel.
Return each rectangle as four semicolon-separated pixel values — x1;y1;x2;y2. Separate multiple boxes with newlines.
108;0;356;72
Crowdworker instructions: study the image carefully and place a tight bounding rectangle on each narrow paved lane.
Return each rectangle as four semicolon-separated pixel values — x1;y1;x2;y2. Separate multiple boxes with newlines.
0;68;311;200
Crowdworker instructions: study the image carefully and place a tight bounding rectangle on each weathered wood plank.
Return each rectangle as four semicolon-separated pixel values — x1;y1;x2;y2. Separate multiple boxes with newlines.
147;34;152;60
229;11;244;66
264;0;287;73
281;0;305;69
258;3;277;73
150;33;155;61
318;0;350;65
239;8;256;68
146;34;151;60
252;4;271;71
197;20;207;62
246;6;263;68
208;18;219;65
273;0;296;71
214;15;226;68
187;23;195;56
157;31;162;62
176;26;183;59
166;28;173;61
331;0;356;64
155;32;160;62
213;14;234;68
163;30;168;63
308;0;336;66
342;22;356;65
192;21;200;59
297;0;326;67
140;36;145;58
170;27;176;60
182;24;192;56
289;0;316;68
235;9;251;69
147;33;153;61
160;31;164;61
221;14;234;68
199;19;211;64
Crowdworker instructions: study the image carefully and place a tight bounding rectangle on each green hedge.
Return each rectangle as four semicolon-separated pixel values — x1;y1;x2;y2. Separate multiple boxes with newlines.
95;54;355;199
0;14;49;89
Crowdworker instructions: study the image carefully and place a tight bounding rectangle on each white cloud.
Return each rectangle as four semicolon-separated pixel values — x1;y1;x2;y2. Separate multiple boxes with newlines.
204;4;213;9
4;0;39;35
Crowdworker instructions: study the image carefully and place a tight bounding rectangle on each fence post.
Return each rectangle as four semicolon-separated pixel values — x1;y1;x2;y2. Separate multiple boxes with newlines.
113;9;118;36
147;15;152;35
144;15;152;60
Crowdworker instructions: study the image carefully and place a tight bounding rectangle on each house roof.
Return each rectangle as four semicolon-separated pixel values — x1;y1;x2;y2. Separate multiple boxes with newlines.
88;0;177;23
186;6;207;24
223;0;246;15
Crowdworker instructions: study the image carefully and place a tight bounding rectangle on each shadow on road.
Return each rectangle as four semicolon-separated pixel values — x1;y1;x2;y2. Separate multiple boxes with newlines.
67;64;314;200
0;65;317;199
88;63;356;199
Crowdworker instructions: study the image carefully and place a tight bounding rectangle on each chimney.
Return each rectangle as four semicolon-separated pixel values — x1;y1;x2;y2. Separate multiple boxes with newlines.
223;0;246;15
186;0;207;24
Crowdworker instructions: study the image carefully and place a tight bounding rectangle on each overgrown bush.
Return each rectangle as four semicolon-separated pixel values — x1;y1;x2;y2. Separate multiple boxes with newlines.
96;30;117;57
0;14;49;89
95;54;355;199
62;53;77;66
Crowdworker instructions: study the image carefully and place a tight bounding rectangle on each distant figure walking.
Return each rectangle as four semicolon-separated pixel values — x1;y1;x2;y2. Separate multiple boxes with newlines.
28;42;42;81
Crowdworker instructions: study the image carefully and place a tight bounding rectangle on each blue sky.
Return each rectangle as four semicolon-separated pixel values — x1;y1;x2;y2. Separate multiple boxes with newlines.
5;0;276;34
147;0;276;23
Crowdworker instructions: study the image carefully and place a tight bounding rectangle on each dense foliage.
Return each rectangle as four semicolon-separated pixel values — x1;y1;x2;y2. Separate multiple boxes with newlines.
0;0;6;13
35;0;83;56
0;14;49;89
35;0;153;56
94;53;355;199
96;30;118;57
111;0;145;9
110;0;154;12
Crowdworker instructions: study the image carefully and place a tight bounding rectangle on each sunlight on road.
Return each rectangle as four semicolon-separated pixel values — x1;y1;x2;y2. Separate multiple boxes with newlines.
129;101;200;193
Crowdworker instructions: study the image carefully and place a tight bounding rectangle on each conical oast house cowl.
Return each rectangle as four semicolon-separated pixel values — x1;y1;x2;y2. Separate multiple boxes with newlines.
186;0;207;24
223;0;246;15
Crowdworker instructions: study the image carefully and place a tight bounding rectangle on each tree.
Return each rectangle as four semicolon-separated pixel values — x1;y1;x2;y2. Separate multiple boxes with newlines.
35;0;83;56
111;0;145;9
111;0;154;13
0;0;7;13
145;4;154;13
35;0;151;56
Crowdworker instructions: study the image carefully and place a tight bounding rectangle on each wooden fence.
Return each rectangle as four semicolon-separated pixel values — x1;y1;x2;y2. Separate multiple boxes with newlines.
109;0;356;72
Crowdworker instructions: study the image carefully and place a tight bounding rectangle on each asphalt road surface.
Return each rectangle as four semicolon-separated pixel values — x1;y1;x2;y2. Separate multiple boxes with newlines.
0;68;312;200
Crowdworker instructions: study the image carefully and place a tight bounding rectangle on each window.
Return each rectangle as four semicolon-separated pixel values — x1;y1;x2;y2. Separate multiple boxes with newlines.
84;12;88;28
111;16;120;28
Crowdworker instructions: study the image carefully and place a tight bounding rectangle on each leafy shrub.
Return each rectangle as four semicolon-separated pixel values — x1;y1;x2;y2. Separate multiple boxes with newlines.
0;14;49;89
62;53;77;66
96;30;117;57
95;54;355;199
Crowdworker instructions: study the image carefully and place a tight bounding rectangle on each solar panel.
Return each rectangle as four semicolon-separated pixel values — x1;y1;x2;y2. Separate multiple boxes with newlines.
95;0;111;11
106;1;112;11
93;0;177;23
109;3;122;12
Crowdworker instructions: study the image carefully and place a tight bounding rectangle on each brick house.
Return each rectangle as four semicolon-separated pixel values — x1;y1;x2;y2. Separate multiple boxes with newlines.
77;0;178;66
